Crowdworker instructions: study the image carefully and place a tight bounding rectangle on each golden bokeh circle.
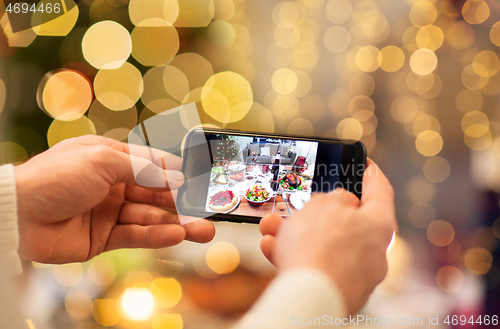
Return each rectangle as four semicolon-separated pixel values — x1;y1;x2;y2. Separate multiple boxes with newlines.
410;1;438;27
415;130;443;157
324;26;351;53
208;20;235;48
82;20;131;69
337;118;363;140
462;0;490;25
287;118;314;136
464;247;493;275
326;0;352;24
390;96;418;123
37;69;93;121
272;68;298;95
131;26;179;66
472;50;500;78
489;21;500;46
423;156;451;183
94;62;144;111
47;116;97;147
378;45;405;73
416;25;444;51
410;48;438;75
206;242;240;274
201;71;253;123
129;0;179;26
455;89;483;113
462;64;489;90
427;220;455;247
406;176;436;203
408;202;436;228
435;266;464;293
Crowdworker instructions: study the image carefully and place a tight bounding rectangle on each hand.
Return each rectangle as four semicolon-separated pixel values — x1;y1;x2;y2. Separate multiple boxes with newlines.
15;135;215;264
258;159;396;315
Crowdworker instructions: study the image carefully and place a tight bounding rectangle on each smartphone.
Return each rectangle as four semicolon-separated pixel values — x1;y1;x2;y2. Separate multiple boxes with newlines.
176;128;367;224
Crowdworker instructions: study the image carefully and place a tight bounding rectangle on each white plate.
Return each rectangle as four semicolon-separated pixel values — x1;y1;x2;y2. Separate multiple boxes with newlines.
289;192;311;210
206;193;240;214
228;164;246;172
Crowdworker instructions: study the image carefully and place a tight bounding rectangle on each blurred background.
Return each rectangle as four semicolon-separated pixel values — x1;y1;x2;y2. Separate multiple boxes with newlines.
1;0;500;328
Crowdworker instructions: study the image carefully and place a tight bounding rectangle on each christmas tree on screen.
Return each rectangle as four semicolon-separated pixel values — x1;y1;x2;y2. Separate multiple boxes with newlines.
213;135;239;164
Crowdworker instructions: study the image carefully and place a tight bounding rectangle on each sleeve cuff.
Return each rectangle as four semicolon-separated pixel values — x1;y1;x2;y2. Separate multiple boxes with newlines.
0;164;22;275
235;268;347;329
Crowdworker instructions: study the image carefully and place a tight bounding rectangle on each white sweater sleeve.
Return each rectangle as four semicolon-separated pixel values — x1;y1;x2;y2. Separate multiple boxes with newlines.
234;268;347;329
0;164;22;275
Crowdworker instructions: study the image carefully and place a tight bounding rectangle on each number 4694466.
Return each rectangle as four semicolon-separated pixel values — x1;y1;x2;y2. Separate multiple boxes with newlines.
444;315;498;326
6;2;61;14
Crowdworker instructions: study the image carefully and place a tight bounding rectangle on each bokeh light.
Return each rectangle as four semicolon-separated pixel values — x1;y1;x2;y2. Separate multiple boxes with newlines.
131;26;179;66
462;0;490;25
415;130;443;157
408;202;436;228
435;266;464;293
93;299;121;327
174;0;214;27
0;142;28;165
410;48;438;76
378;45;405;73
47;116;96;147
272;68;298;95
150;278;182;309
65;290;93;320
427;220;455;247
206;241;240;275
464;247;493;275
87;256;117;287
94;62;144;111
129;0;179;26
37;69;93;121
119;287;157;321
201;71;253;123
82;20;132;69
407;176;436;203
423;156;451;183
152;314;183;329
52;263;83;286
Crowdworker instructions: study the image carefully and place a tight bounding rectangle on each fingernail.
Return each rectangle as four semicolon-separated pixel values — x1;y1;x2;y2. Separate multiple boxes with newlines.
165;170;184;183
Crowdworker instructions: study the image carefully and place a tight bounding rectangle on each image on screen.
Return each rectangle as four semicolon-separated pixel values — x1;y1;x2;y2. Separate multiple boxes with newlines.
204;133;319;217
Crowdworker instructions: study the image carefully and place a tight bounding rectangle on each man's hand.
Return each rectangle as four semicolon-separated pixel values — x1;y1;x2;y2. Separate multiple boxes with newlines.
259;159;396;315
15;135;215;264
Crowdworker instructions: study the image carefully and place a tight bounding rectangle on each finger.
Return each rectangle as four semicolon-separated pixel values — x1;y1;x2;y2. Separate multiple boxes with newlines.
104;224;186;251
183;219;216;243
360;159;395;210
260;235;276;265
125;186;177;209
118;203;179;225
81;135;183;170
94;147;185;191
260;214;283;236
328;187;360;207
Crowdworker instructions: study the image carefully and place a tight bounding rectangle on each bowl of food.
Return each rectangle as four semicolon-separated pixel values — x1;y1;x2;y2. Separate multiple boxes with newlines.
244;184;272;206
279;172;308;191
244;174;256;183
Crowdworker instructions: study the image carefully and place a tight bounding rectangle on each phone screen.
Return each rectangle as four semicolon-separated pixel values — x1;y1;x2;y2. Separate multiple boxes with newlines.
177;129;365;223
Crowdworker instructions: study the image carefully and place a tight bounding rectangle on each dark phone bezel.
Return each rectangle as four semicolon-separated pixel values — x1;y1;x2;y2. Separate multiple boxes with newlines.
177;128;367;224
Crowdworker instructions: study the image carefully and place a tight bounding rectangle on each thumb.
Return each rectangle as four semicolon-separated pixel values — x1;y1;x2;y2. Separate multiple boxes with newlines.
101;148;185;191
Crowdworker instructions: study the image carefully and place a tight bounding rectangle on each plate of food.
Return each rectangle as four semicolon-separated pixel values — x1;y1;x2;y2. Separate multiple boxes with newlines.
207;189;240;213
228;164;246;172
244;184;272;206
229;171;245;182
289;191;311;210
279;172;308;191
